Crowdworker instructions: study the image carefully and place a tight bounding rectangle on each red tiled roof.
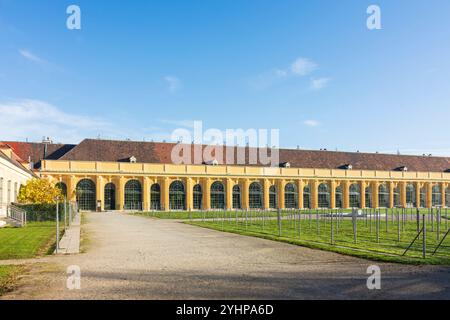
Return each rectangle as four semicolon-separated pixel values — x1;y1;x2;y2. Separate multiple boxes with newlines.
0;144;36;176
3;139;450;172
55;139;450;173
2;141;76;169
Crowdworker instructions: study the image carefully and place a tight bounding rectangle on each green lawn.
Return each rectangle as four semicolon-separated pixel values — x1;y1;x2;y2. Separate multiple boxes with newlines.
0;265;24;295
184;211;450;265
133;208;441;220
0;222;61;260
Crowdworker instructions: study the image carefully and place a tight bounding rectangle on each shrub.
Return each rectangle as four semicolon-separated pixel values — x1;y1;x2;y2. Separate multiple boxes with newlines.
14;203;68;222
17;179;63;205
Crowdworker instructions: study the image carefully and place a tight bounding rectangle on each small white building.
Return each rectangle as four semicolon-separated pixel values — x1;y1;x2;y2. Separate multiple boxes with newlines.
0;143;34;217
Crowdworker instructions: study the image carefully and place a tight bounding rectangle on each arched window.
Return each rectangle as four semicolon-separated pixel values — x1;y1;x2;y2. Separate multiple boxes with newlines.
170;181;186;210
318;183;330;208
232;185;241;209
432;185;442;207
349;184;361;208
249;182;263;209
284;183;298;209
55;182;67;199
104;183;116;210
406;184;416;208
335;186;343;208
269;185;277;209
365;186;372;208
393;186;400;207
211;181;225;209
193;184;202;210
150;184;161;210
420;187;427;208
124;180;142;210
303;185;311;209
76;179;96;211
378;184;389;208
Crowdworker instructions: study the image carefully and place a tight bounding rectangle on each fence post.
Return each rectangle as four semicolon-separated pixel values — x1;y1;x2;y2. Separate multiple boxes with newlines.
316;209;319;236
416;208;420;233
277;209;281;237
431;207;434;232
376;210;379;243
330;210;334;244
56;200;59;254
422;214;426;259
64;200;67;230
437;208;440;241
352;209;357;243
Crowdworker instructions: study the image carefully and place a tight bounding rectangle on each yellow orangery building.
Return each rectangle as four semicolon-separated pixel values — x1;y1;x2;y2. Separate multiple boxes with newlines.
2;139;450;212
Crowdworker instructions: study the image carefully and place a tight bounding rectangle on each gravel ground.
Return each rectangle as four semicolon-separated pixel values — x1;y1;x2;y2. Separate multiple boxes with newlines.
2;212;449;300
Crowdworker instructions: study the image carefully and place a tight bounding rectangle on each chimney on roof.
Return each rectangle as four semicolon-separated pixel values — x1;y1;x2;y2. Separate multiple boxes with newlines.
42;137;53;144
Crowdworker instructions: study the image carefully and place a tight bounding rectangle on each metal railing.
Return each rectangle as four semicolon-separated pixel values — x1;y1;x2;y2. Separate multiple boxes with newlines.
6;204;27;227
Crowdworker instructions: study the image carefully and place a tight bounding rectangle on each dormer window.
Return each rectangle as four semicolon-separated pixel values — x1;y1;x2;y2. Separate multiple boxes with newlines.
396;166;408;172
279;162;291;168
129;156;137;163
339;164;353;170
204;159;219;166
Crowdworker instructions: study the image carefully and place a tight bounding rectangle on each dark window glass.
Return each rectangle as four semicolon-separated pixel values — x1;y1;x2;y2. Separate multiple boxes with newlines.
378;184;389;208
365;187;372;208
284;183;298;209
249;182;263;209
151;184;161;210
232;185;241;209
170;181;186;210
193;184;202;210
406;184;416;207
211;182;225;209
349;184;361;208
335;186;343;208
76;179;96;211
303;186;311;209
269;185;277;209
432;185;442;207
104;183;116;210
56;182;67;199
318;183;330;208
124;180;142;210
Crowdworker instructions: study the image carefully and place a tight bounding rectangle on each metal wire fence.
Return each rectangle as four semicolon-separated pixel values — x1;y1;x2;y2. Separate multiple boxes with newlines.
180;207;450;261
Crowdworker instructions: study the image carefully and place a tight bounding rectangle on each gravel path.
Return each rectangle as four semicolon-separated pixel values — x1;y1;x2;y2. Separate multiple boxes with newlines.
2;212;449;300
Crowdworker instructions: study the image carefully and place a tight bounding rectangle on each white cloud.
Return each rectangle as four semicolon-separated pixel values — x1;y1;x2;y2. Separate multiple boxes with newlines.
19;49;46;64
291;58;317;76
158;119;195;128
250;57;320;89
164;75;182;93
303;120;320;127
0;99;111;143
311;77;331;90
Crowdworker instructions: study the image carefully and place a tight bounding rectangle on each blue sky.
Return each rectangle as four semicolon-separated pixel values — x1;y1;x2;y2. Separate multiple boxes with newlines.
1;0;450;155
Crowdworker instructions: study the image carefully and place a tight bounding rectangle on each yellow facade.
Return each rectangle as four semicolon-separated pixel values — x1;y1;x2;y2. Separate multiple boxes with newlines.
40;160;450;211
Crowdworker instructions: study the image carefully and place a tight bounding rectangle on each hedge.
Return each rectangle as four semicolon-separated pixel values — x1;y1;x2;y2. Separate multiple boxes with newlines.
13;203;70;222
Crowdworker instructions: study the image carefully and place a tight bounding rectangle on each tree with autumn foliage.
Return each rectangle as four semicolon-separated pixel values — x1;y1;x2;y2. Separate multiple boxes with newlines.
17;179;63;204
